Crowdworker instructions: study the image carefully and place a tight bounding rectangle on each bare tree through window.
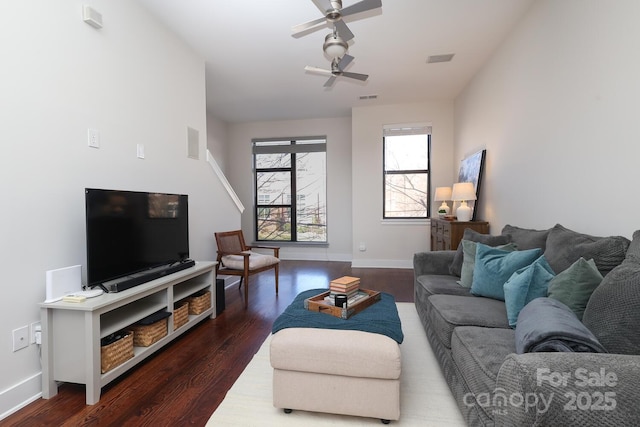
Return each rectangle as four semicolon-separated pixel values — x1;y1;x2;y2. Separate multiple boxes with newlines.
253;139;327;242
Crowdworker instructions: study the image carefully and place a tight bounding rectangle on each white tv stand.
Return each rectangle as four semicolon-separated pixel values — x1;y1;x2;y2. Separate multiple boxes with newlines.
39;261;216;405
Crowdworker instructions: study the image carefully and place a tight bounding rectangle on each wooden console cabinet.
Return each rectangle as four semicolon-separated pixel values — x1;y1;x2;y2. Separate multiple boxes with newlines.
430;218;489;251
39;261;216;405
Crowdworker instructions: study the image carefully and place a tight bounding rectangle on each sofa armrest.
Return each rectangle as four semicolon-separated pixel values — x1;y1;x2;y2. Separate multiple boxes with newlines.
413;251;455;276
493;353;640;426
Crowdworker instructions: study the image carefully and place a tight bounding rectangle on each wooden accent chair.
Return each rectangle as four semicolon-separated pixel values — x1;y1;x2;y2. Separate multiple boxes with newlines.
214;230;280;309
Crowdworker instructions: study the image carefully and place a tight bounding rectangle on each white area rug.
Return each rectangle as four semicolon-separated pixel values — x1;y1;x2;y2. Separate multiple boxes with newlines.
206;303;466;426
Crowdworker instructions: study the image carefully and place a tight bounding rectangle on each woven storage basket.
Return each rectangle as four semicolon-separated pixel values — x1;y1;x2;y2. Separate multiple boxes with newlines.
101;331;134;373
173;301;189;330
130;318;168;347
187;290;211;315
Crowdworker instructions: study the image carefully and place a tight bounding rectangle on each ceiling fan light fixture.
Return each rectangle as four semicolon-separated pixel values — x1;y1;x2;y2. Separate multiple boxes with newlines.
323;33;348;59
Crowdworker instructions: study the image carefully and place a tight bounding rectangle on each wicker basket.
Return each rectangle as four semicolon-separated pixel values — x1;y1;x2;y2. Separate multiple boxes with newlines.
101;331;134;373
130;318;168;347
187;290;211;315
173;301;189;330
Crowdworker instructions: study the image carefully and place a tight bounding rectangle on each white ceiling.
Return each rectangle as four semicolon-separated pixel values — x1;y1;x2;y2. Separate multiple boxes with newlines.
135;0;534;123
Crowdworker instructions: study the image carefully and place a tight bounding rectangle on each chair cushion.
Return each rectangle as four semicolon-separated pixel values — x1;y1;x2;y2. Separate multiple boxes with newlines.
221;251;279;270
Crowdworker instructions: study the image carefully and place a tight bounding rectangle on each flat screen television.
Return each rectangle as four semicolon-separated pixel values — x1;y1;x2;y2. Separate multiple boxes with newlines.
85;188;194;292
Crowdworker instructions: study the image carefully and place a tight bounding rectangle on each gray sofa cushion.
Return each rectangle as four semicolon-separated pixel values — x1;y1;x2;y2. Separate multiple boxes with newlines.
501;224;550;251
425;294;509;349
415;274;472;298
543;224;630;276
583;230;640;355
452;326;516;420
449;229;511;277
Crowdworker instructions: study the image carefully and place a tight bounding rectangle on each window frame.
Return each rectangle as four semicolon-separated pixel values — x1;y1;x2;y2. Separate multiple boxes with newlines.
382;127;431;220
252;137;327;243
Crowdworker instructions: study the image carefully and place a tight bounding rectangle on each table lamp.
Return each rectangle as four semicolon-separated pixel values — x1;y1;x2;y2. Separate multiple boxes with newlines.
451;182;477;222
434;187;452;218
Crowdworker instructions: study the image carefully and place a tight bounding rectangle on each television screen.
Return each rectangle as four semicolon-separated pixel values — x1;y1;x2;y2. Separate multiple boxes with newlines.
85;188;190;290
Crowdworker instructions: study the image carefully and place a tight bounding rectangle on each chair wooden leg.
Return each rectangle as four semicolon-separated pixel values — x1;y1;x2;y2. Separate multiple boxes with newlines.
275;264;279;294
243;273;249;309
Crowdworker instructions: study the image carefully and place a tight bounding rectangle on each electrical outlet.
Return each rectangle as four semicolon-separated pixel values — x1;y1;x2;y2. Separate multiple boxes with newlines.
12;326;29;352
30;322;41;344
88;128;100;148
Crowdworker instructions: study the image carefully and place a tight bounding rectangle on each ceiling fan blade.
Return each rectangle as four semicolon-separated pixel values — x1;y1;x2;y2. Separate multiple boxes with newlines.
305;65;333;76
334;20;354;42
323;76;337;87
311;0;333;14
341;0;382;17
292;16;327;34
337;54;354;70
341;71;369;81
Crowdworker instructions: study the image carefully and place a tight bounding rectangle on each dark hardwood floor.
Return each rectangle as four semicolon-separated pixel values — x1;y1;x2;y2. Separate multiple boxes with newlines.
4;261;415;427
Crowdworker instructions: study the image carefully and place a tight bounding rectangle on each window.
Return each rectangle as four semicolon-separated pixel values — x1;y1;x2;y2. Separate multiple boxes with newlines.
383;125;431;219
253;137;327;242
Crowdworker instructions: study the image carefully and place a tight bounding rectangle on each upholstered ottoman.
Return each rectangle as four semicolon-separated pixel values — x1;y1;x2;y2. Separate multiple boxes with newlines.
270;289;403;423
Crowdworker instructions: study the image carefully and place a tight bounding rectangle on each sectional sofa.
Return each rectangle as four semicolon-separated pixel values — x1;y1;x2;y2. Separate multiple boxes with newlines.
414;224;640;426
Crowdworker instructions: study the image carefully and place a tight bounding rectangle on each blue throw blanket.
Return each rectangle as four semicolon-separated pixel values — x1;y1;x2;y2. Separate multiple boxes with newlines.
271;289;404;343
515;297;607;354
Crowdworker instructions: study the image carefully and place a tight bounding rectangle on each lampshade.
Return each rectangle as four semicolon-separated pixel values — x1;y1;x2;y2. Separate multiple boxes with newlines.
434;187;452;202
323;33;348;59
451;182;477;201
451;182;476;222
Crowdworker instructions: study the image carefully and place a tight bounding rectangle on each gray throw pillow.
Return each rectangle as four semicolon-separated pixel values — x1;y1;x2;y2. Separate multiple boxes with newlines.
458;240;517;288
543;224;630;276
582;230;640;354
449;229;511;277
501;224;550;251
547;257;603;320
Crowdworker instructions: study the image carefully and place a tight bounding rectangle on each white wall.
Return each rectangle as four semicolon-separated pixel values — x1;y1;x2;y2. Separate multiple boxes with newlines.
206;114;229;174
0;0;238;417
454;0;640;238
352;102;455;268
226;117;353;261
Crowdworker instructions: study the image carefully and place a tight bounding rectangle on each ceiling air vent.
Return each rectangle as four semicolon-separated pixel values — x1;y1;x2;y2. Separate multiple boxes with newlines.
358;94;378;100
427;54;455;64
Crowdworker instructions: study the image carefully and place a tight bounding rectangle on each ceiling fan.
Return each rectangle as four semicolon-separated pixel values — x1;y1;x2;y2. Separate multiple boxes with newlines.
305;54;368;87
292;0;382;42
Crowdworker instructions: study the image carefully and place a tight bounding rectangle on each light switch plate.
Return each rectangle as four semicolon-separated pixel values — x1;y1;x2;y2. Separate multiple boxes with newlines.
137;144;145;159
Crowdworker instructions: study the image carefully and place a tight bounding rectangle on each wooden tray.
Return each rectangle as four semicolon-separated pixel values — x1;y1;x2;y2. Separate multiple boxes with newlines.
304;289;381;319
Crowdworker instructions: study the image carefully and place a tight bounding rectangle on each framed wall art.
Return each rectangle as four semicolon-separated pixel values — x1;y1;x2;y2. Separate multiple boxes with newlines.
457;149;486;221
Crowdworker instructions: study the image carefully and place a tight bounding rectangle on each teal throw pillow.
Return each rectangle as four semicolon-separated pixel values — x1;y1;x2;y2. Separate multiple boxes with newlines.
504;256;556;327
547;257;603;320
458;240;517;288
471;244;543;301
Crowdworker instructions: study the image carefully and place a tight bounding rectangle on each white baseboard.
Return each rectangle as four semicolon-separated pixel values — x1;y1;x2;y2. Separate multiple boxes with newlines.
0;372;42;421
350;259;413;269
